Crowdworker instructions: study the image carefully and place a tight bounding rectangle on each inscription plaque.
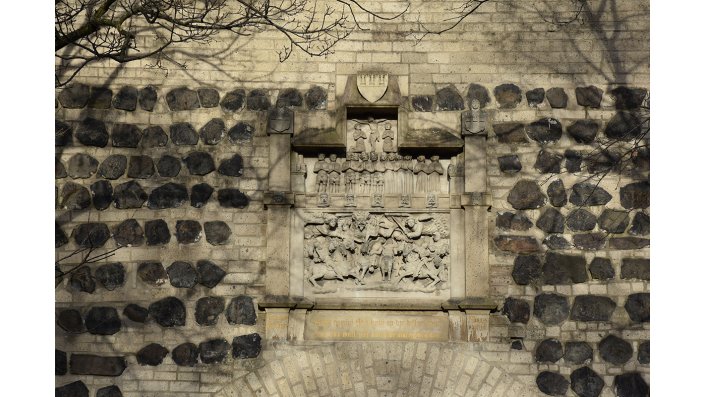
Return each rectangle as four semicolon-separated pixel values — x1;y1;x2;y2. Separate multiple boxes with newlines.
305;311;449;341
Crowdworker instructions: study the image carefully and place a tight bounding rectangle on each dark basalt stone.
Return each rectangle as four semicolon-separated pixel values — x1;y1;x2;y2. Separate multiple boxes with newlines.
629;212;650;236
200;118;226;145
411;95;433;111
183;151;215;175
620;181;649;209
57;309;85;333
113;181;147;208
139;85;158;111
625;293;650;323
536;371;569;396
305;86;327;110
170;123;199;145
526;88;545;107
56;222;69;248
198;88;220;108
598;209;630;233
99;155;127;179
149;297;186;327
632;147;650;172
527;118;562;143
589;257;614;280
228;122;255;142
196;296;225;325
123;304;149;323
56;349;67;375
156;155;181;177
200;339;230;364
605;111;642;141
534;293;570;325
610;237;650;250
565;150;583;173
247;89;271;111
88;86;113;109
85;307;121;335
494;83;522;108
277;88;303;107
544;235;571;250
144;219;171;245
95;263;125;291
56;120;73;146
138;262;168;286
197;260;226;288
571;295;616;321
585;149;620;174
232;333;262;359
496;212;533;231
536;339;563;363
435;86;464;111
637;341;649;364
575;86;603;108
148;183;188;209
494;235;540;254
570;367;604;397
167;261;198;288
70;354;127;376
58;83;89;108
498;155;522;174
614;373;649;397
142;126;168;147
127;155;154;179
621;258;650;280
567;120;599;144
569;182;612;206
511;340;523;350
546;87;568;108
218;154;244;177
191;183;214;208
566;209;597;231
564;342;593;365
543;252;588;284
610;86;648;110
70;266;96;293
75;117;109;147
73;223;110;248
507;180;546;210
226;295;257;325
204;221;232;245
56;381;89;397
113;86;138;111
111;124;142;148
175;220;202;244
512;254;542;285
573;233;606;250
218;188;250;208
172;343;199;366
166;87;200;111
60;182;91;210
598;335;633;365
96;385;123;397
547;179;567;207
68;153;98;179
493;123;527;143
537;208;565;233
502;298;530;323
467;83;490;107
221;89;246;112
137;343;169;366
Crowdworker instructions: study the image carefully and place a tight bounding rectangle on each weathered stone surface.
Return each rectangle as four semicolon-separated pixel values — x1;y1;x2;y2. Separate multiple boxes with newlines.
148;183;188;209
598;209;629;233
200;118;226;145
502;297;530;323
204;221;231;245
113;181;147;208
113;86;138;111
536;339;563;363
526;88;545;107
218;188;250;208
610;237;649;250
226;295;257;325
172;343;199;367
142;126;168;147
191;183;214;208
166;87;200;111
73;223;110;248
90;180;113;210
149;297;186;327
625;293;650;323
544;235;571;250
526;118;562;143
632;147;650;172
571;295;616;321
123;304;148;323
277;88;303;107
537;208;565;233
567;120;599;143
610;86;648;110
70;354;127;376
218;154;244;177
232;333;262;359
58;83;89;108
127;155;154;179
167;261;198;288
494;84;522;108
564;342;593;365
569;182;612;206
156;155;181;177
199;339;230;364
58;309;85;333
183;151;215;175
305;86;327;110
70;266;96;293
228;122;255;142
496;212;533;231
247;89;271;110
497;155;522;173
566;209;597;231
575;86;603;108
536;371;569;396
175;220;202;244
511;340;523;350
534;293;570;325
621;258;649;280
435;86;464;111
75;117;109;147
170;123;199;145
221;89;246;112
144;219;171;245
589;257;614;280
56;120;73;146
512;254;542;285
605;111;642;140
198;88;220;107
137;343;169;366
466;84;490;107
507;180;546;209
543;252;588;284
599;335;633;365
197;260;226;288
56;222;69;248
60;182;91;210
547;179;567;207
88;86;113;108
494;235;540;253
546;87;568;108
620;181;649;209
138;262;168;286
411;95;433;111
56;381;89;397
196;297;225;325
585;149;620;174
97;385;123;397
95;263;125;291
68;153;98;179
111;124;142;148
614;373;649;397
139;85;158;111
56;349;68;375
570;367;604;397
493;123;527;143
573;233;606;250
565;150;583;173
85;307;121;335
637;341;649;364
629;212;650;236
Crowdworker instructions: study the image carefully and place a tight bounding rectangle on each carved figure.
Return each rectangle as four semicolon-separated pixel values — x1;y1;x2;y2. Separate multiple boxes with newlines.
314;154;328;192
328;154;341;193
462;99;487;136
428;155;444;192
414;155;428;192
382;123;395;153
352;124;367;153
343;153;357;193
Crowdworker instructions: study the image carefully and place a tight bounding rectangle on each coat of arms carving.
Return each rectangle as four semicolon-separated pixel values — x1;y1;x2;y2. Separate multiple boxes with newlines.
357;73;388;103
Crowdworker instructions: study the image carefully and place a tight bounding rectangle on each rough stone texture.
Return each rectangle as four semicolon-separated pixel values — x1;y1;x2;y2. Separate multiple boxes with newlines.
141;126;168;147
567;120;599;144
148;183;188;209
56;120;73;146
127;155;154;179
575;86;603;108
467;84;490;107
137;343;169;366
598;335;633;365
139;85;158;111
191;183;214;208
204;221;232;245
585;149;620;174
196;296;225;325
156;155;181;177
534;293;570;325
526;88;545;107
598;209;630;233
614;373;649;397
85;307;121;335
571;295;616;321
610;86;648;110
494;235;540;254
112;124;142;148
569;182;612;206
546;87;568;108
226;295;257;325
493;123;527;143
144;219;171;245
218;188;250;208
70;354;127;376
57;309;85;333
90;180;113;210
536;371;569;396
199;339;230;364
512;254;542;285
610;237;649;250
507;180;546;209
497;155;522;174
411;95;433;111
510;340;523;350
547;179;567;207
56;222;69;248
197;260;227;288
166;87;201;111
174;220;201;245
123;304;149;323
589;257;615;280
198;88;220;107
200;118;226;145
573;233;606;250
113;86;138;111
68;153;99;179
566;209;597;231
70;266;96;293
56;381;89;397
565;150;583;173
277;88;303;107
435;86;464;111
97;386;123;397
88;86;113;108
95;263;125;291
564;342;593;365
149;297;186;327
172;343;199;367
536;208;565;233
544;235;571;250
620;181;649;209
73;223;110;248
305;86;327;110
221;89;246;112
56;349;68;375
637;341;650;364
496;212;533;231
535;339;563;363
543;252;588;284
228;122;255;142
232;333;263;359
60;182;91;210
605;111;642;141
170;123;199;145
526;118;562;143
113;181;147;208
138;262;168;286
247;89;271;110
167;261;199;288
183;151;215;175
629;212;650;236
218;154;244;177
76;117;109;147
625;293;650;323
502;297;530;323
570;367;604;397
494;84;522;108
58;83;90;108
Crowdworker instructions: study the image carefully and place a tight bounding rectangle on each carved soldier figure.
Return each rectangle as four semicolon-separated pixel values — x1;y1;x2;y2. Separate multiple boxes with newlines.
428;155;444;192
328;154;341;193
382;122;395;153
359;152;371;194
314;153;328;192
402;155;414;193
343;153;357;193
373;152;385;194
414;155;428;192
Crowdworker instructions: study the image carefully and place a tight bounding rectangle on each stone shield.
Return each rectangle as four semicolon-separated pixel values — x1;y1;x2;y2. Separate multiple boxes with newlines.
357;73;388;103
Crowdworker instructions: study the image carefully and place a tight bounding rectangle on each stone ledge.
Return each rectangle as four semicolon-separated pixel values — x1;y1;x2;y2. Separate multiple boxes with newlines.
258;296;496;311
